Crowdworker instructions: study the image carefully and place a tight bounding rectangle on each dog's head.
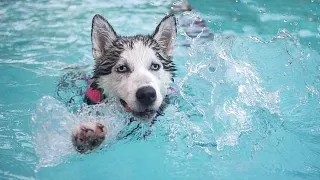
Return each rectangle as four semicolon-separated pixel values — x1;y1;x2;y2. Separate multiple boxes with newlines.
91;14;177;122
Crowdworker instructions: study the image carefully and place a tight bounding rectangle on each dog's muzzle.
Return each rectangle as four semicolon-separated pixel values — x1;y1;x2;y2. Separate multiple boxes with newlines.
118;86;158;120
119;98;157;120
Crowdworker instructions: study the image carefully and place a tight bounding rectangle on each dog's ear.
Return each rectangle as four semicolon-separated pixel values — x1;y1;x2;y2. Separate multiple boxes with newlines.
152;14;177;56
91;14;117;60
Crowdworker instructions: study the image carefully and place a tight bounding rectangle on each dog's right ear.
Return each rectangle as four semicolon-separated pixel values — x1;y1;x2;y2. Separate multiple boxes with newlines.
152;14;177;57
91;14;117;60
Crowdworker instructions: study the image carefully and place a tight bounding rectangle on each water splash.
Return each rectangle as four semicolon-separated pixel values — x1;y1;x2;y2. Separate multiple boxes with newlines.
172;27;319;153
31;96;129;170
31;96;75;169
2;0;319;178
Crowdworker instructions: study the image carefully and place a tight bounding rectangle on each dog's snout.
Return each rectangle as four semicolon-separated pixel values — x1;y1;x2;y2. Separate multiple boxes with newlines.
136;86;157;106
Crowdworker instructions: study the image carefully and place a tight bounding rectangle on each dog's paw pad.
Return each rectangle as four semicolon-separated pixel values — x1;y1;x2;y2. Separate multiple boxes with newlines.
72;123;107;153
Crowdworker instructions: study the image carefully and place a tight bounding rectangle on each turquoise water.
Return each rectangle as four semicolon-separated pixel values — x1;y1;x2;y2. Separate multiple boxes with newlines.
0;0;320;179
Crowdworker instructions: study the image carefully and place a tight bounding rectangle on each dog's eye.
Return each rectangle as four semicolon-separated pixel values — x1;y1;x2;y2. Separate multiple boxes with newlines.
150;63;160;71
116;65;129;73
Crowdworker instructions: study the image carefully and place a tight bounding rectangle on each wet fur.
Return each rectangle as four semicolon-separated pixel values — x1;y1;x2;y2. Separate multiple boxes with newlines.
72;14;177;153
91;14;177;122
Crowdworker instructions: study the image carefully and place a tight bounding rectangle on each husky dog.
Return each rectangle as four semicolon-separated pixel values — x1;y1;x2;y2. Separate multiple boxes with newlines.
72;14;177;153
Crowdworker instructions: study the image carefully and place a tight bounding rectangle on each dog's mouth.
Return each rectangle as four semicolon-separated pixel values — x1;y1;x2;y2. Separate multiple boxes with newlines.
119;99;133;113
119;99;156;119
131;109;156;119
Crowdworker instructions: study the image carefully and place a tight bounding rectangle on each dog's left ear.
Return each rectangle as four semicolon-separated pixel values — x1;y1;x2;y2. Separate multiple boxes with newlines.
152;14;177;56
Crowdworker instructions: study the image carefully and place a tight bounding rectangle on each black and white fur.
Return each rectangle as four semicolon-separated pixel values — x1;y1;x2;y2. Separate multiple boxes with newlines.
92;14;177;122
72;14;177;153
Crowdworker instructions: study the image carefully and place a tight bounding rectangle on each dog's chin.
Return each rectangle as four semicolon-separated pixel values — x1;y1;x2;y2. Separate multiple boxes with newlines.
119;99;157;123
132;110;156;123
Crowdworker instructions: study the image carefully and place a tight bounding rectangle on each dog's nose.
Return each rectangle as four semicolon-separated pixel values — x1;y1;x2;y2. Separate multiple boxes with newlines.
136;86;157;106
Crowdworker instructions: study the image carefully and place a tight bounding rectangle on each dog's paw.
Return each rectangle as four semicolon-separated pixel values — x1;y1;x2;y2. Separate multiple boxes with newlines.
71;122;107;153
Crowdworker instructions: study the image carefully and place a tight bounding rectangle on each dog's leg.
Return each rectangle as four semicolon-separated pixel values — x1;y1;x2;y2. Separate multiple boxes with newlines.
71;122;107;153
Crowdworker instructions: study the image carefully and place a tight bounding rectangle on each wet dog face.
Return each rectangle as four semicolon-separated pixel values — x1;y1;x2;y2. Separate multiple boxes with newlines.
91;14;177;122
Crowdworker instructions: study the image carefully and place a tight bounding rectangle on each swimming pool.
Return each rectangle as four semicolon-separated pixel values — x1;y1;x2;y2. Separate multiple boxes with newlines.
0;0;319;179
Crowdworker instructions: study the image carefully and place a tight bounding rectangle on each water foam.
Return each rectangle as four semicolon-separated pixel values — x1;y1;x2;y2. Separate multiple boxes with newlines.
173;33;284;151
31;96;128;170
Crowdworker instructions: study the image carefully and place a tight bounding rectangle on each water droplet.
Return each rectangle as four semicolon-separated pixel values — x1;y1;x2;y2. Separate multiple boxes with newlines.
294;22;298;26
284;19;288;23
209;66;216;73
311;0;314;2
308;42;311;46
208;20;212;23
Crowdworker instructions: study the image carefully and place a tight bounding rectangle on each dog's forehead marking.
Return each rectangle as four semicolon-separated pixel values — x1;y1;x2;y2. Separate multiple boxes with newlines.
120;40;158;68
